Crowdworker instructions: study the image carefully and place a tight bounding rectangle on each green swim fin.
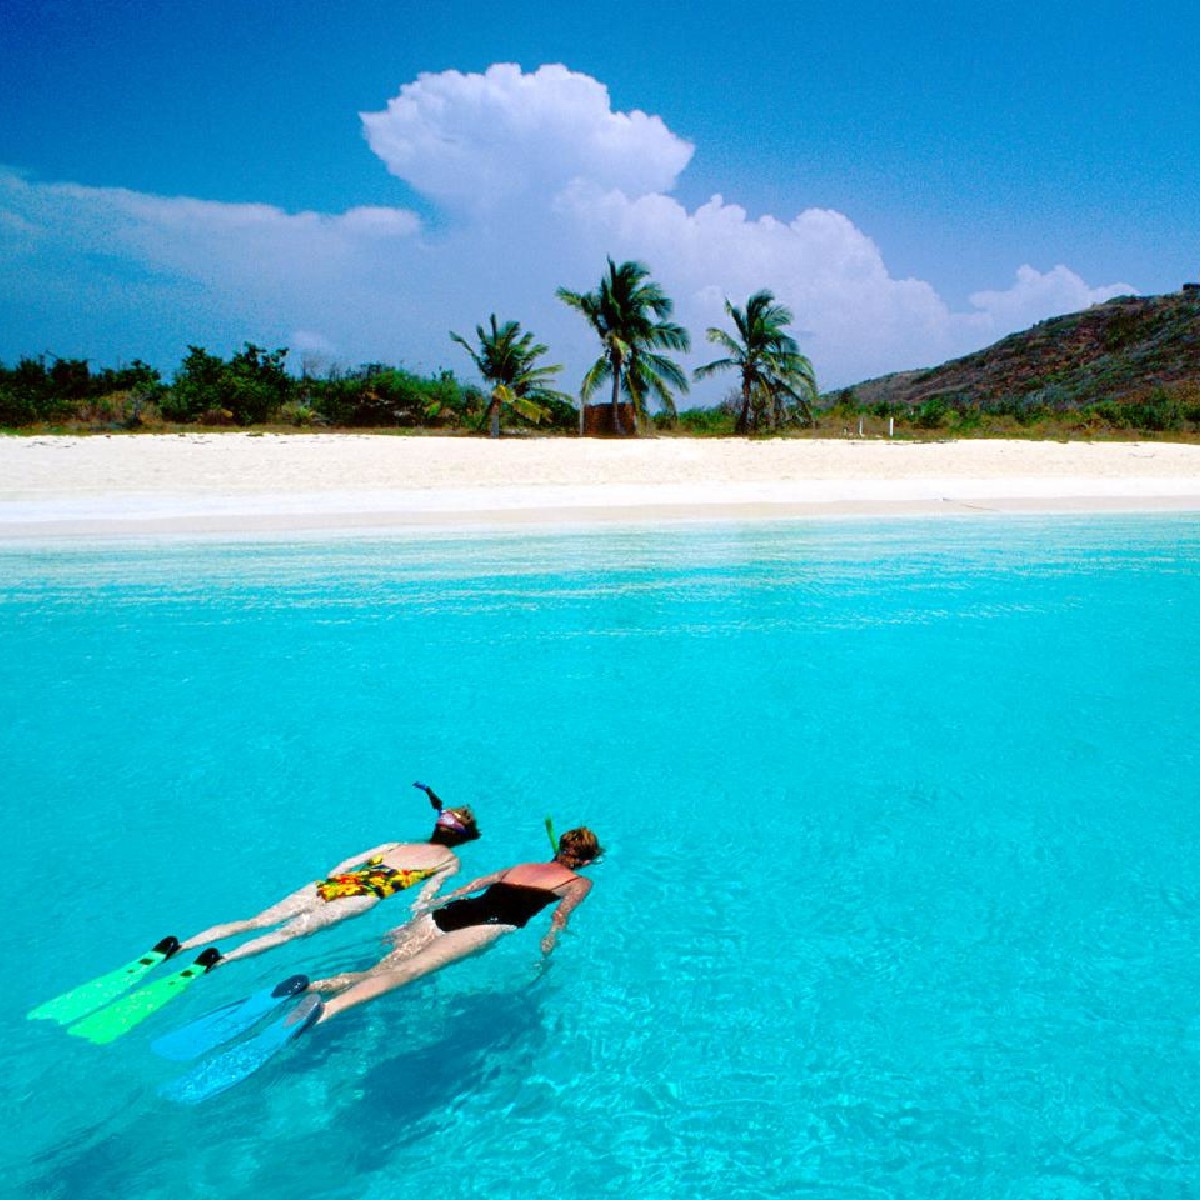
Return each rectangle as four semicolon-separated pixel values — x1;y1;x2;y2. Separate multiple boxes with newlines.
67;948;221;1045
27;936;182;1025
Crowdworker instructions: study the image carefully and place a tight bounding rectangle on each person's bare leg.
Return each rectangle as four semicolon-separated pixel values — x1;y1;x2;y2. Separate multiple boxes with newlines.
379;912;441;963
309;918;457;994
216;893;380;964
315;925;511;1022
179;885;319;949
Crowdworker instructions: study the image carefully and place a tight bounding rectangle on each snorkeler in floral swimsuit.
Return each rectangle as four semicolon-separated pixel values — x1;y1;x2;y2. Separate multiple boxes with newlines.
180;783;480;964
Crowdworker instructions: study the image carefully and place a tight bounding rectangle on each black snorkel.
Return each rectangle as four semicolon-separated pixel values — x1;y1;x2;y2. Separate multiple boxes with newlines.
413;780;443;812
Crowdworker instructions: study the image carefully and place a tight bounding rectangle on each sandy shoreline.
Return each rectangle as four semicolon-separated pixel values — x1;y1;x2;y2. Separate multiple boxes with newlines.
2;433;1199;539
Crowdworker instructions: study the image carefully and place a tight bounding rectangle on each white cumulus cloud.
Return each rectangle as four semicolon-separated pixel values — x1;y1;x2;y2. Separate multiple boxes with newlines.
361;63;693;212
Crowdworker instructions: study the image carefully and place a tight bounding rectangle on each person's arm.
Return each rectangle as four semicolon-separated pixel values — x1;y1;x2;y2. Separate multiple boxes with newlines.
324;843;399;876
540;878;592;956
410;856;459;911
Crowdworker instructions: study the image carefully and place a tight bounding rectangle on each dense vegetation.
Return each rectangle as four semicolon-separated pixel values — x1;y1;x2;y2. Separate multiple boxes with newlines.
2;269;1198;439
0;345;577;434
815;383;1200;439
822;289;1200;439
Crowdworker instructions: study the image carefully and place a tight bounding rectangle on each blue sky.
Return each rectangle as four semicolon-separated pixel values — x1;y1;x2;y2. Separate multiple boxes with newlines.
1;0;1196;394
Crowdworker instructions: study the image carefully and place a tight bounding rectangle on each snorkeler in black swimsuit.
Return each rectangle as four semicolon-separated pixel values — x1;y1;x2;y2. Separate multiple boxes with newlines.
309;826;603;1024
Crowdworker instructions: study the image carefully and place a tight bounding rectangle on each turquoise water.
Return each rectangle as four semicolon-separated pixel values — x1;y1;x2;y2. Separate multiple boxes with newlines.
2;516;1199;1198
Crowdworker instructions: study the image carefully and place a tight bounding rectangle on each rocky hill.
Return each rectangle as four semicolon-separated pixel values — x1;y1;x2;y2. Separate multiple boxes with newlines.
833;286;1200;412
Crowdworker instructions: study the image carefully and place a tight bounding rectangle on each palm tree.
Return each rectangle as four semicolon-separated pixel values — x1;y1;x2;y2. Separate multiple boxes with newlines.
450;315;568;438
694;290;818;434
557;258;690;436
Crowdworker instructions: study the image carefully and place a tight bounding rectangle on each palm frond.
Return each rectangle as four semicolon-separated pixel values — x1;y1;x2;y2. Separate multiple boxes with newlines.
705;327;742;353
448;330;485;376
644;319;690;353
579;357;611;401
637;350;690;394
508;395;550;423
693;357;739;382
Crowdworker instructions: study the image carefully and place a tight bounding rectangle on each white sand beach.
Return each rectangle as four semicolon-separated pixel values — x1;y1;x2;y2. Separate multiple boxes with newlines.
2;433;1199;539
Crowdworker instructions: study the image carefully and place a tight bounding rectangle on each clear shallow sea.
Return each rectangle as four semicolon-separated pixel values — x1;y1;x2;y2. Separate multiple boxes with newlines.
2;515;1198;1200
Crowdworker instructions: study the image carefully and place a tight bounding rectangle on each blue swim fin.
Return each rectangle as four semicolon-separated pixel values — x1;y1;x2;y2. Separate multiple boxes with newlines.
160;993;323;1105
151;974;310;1062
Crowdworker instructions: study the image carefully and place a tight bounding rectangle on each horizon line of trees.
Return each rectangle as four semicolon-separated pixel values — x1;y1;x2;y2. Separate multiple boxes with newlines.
0;258;821;438
3;256;1198;438
4;346;1196;438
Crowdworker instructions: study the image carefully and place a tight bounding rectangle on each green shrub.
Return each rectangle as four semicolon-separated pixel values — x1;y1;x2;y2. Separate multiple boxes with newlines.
1090;400;1126;428
915;396;948;429
662;406;737;435
165;344;291;425
953;404;982;432
275;400;324;427
1126;390;1182;431
824;388;859;421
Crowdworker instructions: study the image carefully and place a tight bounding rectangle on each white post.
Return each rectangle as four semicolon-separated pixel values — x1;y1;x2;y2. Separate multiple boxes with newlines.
858;416;864;437
889;416;894;438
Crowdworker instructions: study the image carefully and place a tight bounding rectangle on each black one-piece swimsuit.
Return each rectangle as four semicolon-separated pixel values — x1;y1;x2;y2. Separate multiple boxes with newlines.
431;882;557;932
